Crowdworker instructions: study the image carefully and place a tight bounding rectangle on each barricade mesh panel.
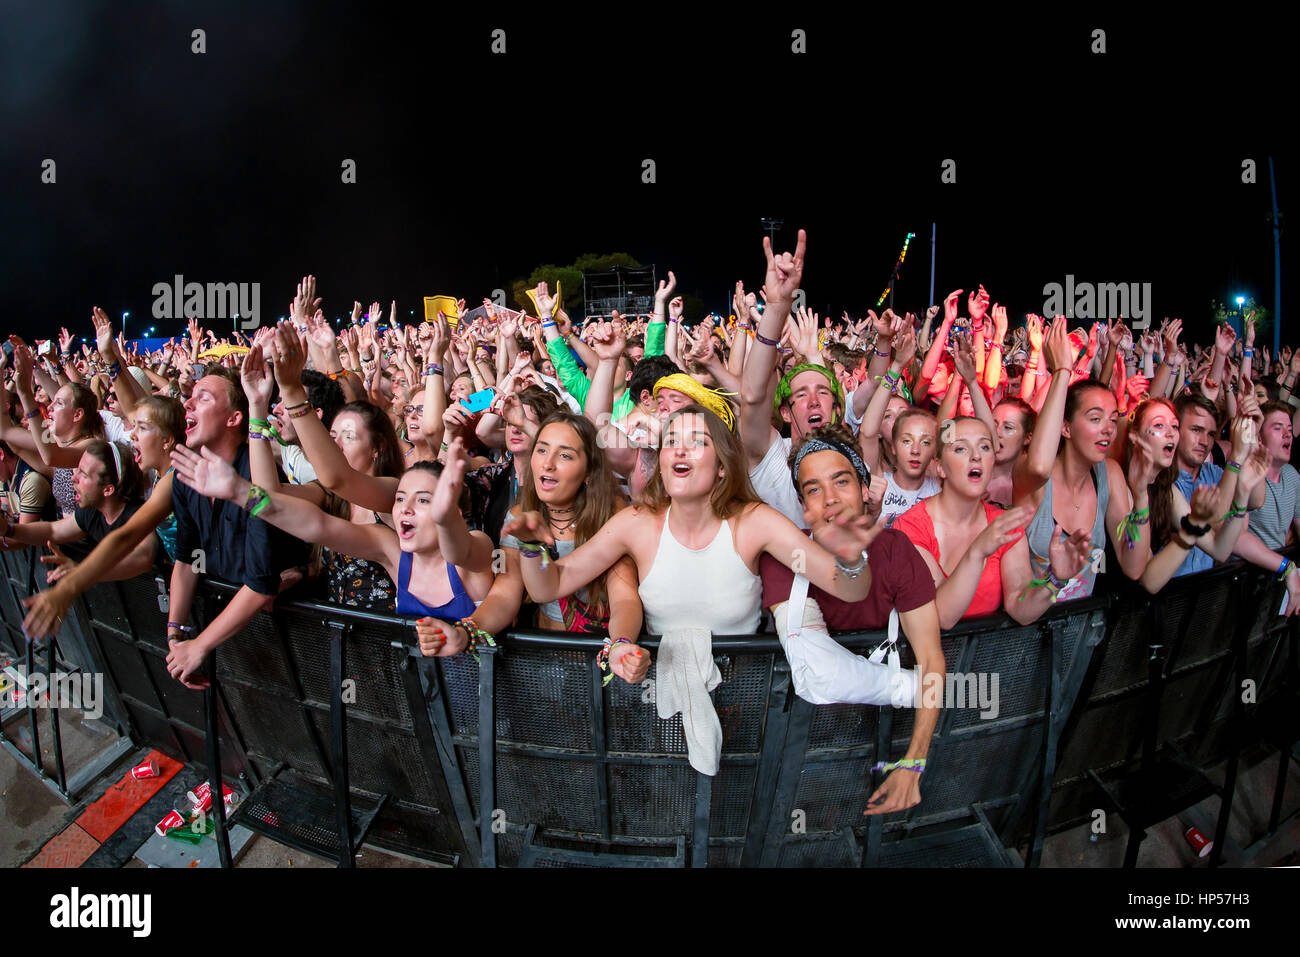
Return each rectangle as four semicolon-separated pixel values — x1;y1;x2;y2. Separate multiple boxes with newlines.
143;653;206;729
710;763;757;838
607;664;687;754
792;759;872;831
1162;578;1232;667
495;751;600;832
494;647;592;750
777;834;857;867
914;726;1043;820
439;655;479;739
808;703;877;750
608;762;694;837
125;701;180;760
282;615;335;706
1158;665;1227;742
217;615;297;696
341;626;413;725
1054;694;1145;780
495;825;524;866
709;845;743;867
306;710;435;803
952;628;1044;728
712;653;771;752
221;684;325;777
81;584;132;639
1092;610;1150;696
119;575;169;638
877;828;1007;867
98;634;161;710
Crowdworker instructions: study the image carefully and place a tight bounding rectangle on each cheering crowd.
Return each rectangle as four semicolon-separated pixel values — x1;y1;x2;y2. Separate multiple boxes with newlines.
3;229;1299;814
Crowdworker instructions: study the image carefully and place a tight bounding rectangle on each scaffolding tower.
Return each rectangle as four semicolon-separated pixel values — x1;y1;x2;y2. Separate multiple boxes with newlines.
582;265;656;319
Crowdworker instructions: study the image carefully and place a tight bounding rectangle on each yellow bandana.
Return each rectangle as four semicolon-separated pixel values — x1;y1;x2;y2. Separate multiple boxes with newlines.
653;373;737;432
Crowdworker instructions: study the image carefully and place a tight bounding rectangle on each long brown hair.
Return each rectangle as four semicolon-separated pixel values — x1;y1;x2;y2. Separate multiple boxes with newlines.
322;401;405;522
1125;397;1179;549
640;404;762;519
517;411;623;612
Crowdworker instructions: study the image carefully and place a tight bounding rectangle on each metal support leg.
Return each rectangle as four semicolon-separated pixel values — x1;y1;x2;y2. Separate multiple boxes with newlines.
204;653;233;869
478;646;497;868
328;622;355;867
25;637;42;777
46;638;66;794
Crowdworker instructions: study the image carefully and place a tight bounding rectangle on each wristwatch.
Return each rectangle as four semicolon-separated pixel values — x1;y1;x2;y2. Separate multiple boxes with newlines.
834;548;870;580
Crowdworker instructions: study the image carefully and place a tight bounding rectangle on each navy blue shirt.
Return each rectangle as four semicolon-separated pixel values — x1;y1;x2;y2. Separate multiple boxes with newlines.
172;443;306;595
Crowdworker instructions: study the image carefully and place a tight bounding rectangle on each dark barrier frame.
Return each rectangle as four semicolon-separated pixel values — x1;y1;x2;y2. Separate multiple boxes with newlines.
16;549;1298;866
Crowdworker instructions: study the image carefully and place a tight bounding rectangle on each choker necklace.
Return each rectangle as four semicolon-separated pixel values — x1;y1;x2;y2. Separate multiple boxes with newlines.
545;503;578;516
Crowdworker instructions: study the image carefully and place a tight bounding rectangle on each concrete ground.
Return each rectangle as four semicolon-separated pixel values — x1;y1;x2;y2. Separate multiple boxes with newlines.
4;708;1298;868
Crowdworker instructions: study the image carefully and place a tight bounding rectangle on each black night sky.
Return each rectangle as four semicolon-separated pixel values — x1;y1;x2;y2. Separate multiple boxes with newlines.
1;4;1291;347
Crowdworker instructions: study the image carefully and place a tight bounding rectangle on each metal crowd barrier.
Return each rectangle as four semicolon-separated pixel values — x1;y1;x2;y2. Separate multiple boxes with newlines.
5;545;1296;867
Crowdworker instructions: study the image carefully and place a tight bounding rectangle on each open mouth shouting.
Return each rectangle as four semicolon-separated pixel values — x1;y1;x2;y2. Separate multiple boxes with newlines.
966;466;984;483
184;414;198;437
805;411;825;429
398;519;417;540
538;475;559;492
671;462;692;478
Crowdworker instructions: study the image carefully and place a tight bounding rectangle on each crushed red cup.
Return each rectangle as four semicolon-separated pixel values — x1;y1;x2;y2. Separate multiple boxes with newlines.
188;781;238;814
131;759;159;780
154;809;186;837
1184;825;1212;859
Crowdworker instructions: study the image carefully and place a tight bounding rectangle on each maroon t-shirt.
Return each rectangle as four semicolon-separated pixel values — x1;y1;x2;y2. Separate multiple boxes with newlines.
759;528;936;630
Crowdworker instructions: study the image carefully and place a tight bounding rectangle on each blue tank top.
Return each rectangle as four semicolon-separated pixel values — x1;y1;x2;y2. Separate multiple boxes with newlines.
395;550;478;619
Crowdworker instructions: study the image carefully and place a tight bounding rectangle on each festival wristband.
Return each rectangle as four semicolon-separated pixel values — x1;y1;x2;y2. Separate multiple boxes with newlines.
596;637;633;686
425;364;444;377
1225;461;1241;474
243;484;271;518
754;330;780;348
456;617;496;663
871;758;926;774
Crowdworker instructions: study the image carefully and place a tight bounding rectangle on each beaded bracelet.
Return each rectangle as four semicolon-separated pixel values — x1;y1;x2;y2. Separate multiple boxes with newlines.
456;617;497;663
596;637;633;686
871;758;926;774
288;405;314;419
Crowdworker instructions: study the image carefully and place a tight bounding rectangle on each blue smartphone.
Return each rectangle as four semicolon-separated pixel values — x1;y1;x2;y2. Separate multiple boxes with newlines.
460;388;496;414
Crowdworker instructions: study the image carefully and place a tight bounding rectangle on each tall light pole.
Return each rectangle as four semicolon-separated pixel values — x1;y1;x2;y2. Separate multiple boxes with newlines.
122;311;130;339
760;217;783;244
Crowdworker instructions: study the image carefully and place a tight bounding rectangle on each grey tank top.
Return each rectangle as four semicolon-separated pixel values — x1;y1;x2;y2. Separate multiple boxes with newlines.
1025;460;1109;601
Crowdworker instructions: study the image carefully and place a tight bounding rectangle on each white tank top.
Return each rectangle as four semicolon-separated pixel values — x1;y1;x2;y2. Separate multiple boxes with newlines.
637;506;762;636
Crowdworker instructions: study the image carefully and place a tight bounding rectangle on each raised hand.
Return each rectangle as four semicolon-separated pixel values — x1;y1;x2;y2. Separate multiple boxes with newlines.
943;289;964;325
1107;318;1128;349
925;305;941;323
590;317;627;362
668;296;684;322
240;343;275;409
1126;374;1150;404
170;444;245;502
990;304;1008;346
655;270;677;307
1126;431;1160;492
41;542;77;583
1215;323;1237;356
432;437;469;524
967;285;990;324
91;306;117;356
971;505;1032;560
811;501;884;563
1049;524;1094;582
762;229;807;305
1026;314;1044;352
893;327;918;368
291;275;321;325
269;320;308;390
791;306;822;360
501;510;555;547
1043;317;1074;373
533;281;558;318
952;332;977;382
